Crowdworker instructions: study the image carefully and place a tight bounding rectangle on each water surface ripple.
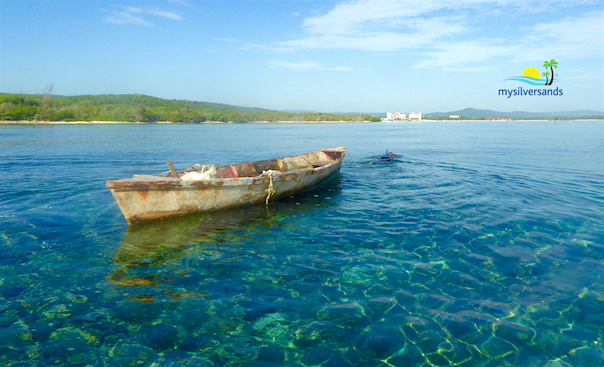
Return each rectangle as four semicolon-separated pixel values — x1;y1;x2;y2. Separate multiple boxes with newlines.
1;121;603;366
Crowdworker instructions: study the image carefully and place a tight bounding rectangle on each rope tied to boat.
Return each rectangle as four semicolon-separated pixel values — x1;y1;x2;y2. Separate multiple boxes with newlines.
262;170;279;204
345;148;364;168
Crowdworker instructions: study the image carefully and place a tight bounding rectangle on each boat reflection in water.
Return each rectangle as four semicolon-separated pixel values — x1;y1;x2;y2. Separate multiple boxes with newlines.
107;177;342;303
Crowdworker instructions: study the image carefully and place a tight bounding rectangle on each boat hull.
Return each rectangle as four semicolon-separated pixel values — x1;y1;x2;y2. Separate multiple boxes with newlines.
107;148;344;224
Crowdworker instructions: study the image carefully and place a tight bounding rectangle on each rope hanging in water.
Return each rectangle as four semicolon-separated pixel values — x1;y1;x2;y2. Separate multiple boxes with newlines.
345;148;364;168
264;170;278;204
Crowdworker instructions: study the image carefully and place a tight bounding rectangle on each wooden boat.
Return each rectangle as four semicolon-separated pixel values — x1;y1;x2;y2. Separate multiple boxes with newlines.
106;147;346;225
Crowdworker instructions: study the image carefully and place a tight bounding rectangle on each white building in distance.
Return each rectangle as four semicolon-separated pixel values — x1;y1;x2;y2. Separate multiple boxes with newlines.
383;112;422;121
409;112;422;121
386;112;407;120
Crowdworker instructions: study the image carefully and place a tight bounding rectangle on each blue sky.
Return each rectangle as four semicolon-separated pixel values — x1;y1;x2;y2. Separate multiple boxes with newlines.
1;0;603;113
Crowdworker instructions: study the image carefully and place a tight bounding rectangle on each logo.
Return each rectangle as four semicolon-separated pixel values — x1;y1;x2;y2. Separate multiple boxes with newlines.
499;59;562;98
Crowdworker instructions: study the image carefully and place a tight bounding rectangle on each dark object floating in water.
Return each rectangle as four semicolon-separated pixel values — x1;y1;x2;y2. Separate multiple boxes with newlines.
106;147;346;225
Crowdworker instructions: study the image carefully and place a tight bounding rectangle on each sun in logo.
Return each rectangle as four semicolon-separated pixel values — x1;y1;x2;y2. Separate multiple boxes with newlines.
521;67;540;80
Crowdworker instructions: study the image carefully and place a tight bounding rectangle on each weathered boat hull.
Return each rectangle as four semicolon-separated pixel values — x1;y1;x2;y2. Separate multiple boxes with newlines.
107;147;345;224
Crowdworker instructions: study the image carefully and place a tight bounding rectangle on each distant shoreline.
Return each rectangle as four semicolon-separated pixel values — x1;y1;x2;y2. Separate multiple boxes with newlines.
0;120;374;125
2;119;602;125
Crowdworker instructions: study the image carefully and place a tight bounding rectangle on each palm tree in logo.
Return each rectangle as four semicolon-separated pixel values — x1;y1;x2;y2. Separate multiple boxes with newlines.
542;71;550;85
543;59;558;86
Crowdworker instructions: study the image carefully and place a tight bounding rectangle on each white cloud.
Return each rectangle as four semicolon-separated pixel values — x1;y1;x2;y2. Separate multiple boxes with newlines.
269;0;602;72
296;0;595;38
269;60;354;71
283;14;467;51
146;9;183;21
104;11;154;26
280;1;471;50
103;6;183;26
125;6;142;13
414;10;604;70
523;11;604;60
282;0;510;49
413;38;516;70
276;0;601;55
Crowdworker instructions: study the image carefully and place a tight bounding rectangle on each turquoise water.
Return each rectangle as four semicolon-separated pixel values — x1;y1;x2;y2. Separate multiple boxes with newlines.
1;121;603;366
504;76;559;86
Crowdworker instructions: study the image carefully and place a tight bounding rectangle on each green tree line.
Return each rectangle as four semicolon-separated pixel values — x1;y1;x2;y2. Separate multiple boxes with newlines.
0;93;380;123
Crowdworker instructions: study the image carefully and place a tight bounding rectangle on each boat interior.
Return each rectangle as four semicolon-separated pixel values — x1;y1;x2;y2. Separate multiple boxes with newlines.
174;149;344;179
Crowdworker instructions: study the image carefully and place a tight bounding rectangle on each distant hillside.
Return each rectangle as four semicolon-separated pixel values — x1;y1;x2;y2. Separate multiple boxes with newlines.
45;94;269;112
0;93;380;123
426;108;604;119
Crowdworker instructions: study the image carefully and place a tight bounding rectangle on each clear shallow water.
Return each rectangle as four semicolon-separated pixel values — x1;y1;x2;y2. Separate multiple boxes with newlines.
1;121;603;366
